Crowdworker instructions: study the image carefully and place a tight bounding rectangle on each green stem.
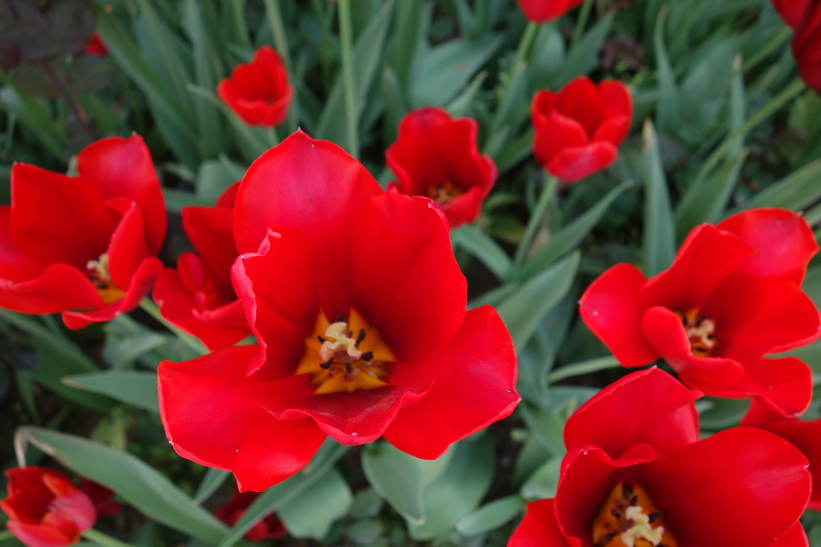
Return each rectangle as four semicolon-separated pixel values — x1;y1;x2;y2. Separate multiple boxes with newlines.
570;0;594;46
513;173;559;270
139;299;208;356
513;21;538;72
338;0;359;158
263;0;298;133
693;78;805;188
266;126;280;148
742;26;791;73
82;529;132;547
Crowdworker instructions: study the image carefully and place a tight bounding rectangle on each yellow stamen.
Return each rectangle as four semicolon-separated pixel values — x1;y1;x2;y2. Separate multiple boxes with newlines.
86;254;125;305
427;181;463;205
675;308;717;358
592;482;677;547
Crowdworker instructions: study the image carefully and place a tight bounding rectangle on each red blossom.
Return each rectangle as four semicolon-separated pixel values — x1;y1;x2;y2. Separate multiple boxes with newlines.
217;46;292;127
153;183;251;350
792;0;821;90
215;491;286;542
158;131;519;492
82;33;107;56
531;77;632;182
76;479;120;519
579;208;820;417
386;107;497;227
508;369;812;546
515;0;586;23
0;135;166;329
1;467;96;547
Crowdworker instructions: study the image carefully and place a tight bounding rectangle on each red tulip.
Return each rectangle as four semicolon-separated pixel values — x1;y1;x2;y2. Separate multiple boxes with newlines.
508;369;812;546
1;467;96;547
76;479;120;519
516;0;586;23
0;135;166;329
579;208;820;417
531;77;632;182
386;107;497;227
217;46;292;127
215;490;286;542
792;0;821;90
153;183;251;350
158;131;519;491
82;33;107;56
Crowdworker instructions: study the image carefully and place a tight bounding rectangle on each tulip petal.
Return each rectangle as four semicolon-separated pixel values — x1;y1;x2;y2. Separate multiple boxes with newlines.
508;499;571;546
383;306;519;459
579;263;658;366
772;522;809;547
547;142;618;182
0;263;101;315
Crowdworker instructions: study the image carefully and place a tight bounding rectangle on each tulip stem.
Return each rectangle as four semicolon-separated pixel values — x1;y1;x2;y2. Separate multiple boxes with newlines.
514;172;559;270
742;26;791;73
570;0;594;47
138;299;209;356
513;22;539;72
264;0;298;134
82;529;132;547
338;0;359;158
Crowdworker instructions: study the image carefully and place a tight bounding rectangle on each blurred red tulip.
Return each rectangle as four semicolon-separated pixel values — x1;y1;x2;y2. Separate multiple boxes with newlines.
217;46;292;127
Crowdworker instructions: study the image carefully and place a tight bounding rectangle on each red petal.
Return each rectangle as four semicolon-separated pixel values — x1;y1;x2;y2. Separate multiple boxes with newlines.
516;0;576;22
383;306;519;459
564;368;699;457
349;193;466;360
532;110;590;171
181;205;236;296
793;1;821;91
0;263;101;315
640;428;810;546
7;520;78;547
508;499;571;546
104;198;150;290
579;263;658;366
772;522;809;547
716;208;818;285
547;142;618;182
76;135;166;255
552;77;606;139
158;346;326;492
771;0;810;27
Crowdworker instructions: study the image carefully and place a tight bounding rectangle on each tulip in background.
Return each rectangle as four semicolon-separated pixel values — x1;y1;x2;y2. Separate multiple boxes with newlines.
0;135;166;329
153;183;251;350
159;131;519;491
386;107;497;227
1;467;96;547
579;208;820;417
531;77;632;182
215;490;287;542
508;368;812;546
217;45;292;127
771;0;821;90
515;0;586;22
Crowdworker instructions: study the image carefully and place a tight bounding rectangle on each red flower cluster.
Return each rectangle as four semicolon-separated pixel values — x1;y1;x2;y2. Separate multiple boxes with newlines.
508;368;811;546
580;208;820;416
771;0;821;90
386;107;497;227
0;136;166;329
215;490;286;542
153;183;251;350
531;77;632;182
516;0;586;23
158;131;519;491
217;46;292;127
1;467;96;547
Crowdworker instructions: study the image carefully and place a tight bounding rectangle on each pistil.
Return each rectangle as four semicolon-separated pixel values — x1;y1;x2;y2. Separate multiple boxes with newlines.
592;482;677;547
675;308;717;358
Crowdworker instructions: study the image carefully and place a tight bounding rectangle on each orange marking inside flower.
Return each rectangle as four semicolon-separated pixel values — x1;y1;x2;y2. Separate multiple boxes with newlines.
427;181;463;205
675;309;717;358
86;254;125;305
592;482;677;547
297;309;394;394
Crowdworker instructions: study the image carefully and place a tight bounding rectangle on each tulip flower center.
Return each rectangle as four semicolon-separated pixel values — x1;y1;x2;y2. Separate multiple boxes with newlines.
297;309;394;394
86;254;125;305
427;181;463;205
675;309;717;358
592;482;677;547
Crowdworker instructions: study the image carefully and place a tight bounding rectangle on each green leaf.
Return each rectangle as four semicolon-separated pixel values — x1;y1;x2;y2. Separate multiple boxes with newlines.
554;14;613;86
193;468;231;505
62;371;159;413
519;403;565;457
521;180;633;279
496;252;579;351
362;442;426;522
641;120;676;276
731;160;821;213
520;456;561;501
653;7;680;133
547;356;621;384
451;225;512;281
456;495;524;536
278;469;352;539
19;428;227;544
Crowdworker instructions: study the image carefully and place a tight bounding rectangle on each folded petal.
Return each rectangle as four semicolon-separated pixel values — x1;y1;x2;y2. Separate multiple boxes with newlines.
508;499;571;546
547;142;618;183
0;263;101;315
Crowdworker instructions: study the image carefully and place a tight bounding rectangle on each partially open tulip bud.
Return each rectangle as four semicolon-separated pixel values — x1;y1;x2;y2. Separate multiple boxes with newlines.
217;46;292;127
515;0;586;23
1;467;96;547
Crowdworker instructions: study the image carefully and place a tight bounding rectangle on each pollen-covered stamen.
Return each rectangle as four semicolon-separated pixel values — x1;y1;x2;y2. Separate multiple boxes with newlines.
592;482;677;547
427;181;463;205
86;253;125;305
318;321;363;362
675;309;717;358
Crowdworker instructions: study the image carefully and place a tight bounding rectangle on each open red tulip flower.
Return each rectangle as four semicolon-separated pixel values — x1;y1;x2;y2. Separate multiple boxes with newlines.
0;135;166;329
217;45;292;127
771;0;821;91
386;107;497;227
579;208;820;417
215;490;286;542
158;131;519;491
1;467;96;547
531;77;632;183
508;368;812;547
516;0;586;23
153;183;251;350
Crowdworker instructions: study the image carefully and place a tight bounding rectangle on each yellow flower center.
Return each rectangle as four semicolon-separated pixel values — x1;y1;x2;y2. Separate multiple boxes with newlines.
592;482;677;547
297;309;394;394
675;308;717;358
86;254;125;305
426;181;463;205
